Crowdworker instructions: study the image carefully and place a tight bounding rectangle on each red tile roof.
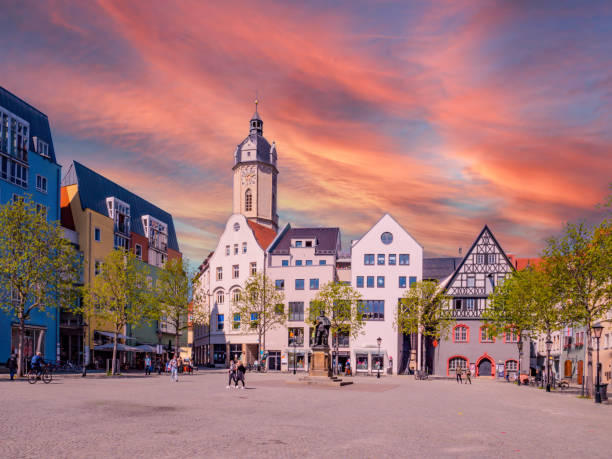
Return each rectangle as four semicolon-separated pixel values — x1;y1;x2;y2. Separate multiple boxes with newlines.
508;254;543;270
247;220;277;250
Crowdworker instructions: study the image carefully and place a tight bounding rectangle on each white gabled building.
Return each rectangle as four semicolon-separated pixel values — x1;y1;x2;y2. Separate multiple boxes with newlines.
350;214;423;375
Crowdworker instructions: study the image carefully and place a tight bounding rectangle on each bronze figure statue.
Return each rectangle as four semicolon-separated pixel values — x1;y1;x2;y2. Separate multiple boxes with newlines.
313;315;331;347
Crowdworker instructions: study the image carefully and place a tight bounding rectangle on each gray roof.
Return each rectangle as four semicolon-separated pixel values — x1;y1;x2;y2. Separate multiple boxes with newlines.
233;133;276;165
423;257;463;282
62;161;180;252
0;86;57;163
269;227;341;255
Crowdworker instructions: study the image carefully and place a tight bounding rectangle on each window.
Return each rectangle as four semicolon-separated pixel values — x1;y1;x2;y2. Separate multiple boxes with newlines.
381;232;393;244
135;244;142;260
233;314;241;330
476;254;485;264
245;189;252;211
36;138;49;158
295;241;303;248
377;276;385;288
295;279;304;290
359;300;384;320
310;278;319;290
94;227;101;242
356;354;369;371
487;253;496;264
296;260;303;266
319;260;326;265
467;275;475;287
233;244;238;255
250;262;257;275
36;203;47;219
454;325;469;342
216;290;224;304
233;222;240;232
366;276;374;288
356;276;364;288
305;260;313;266
465;298;475;310
288;327;304;345
480;326;494;343
409;276;417;287
225;245;230;256
449;357;467;373
232;264;239;279
399;276;406;288
35;175;47;193
289;302;304;321
505;330;519;343
399;254;410;265
281;260;289;267
388;254;396;265
333;331;350;348
364;254;375;265
377;254;385;265
250;313;258;328
216;267;222;281
94;260;102;276
505;360;518;373
275;279;285;290
217;314;224;331
232;289;241;303
242;242;247;254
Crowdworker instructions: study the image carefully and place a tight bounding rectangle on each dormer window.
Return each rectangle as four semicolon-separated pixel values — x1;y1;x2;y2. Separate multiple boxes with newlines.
305;241;312;248
295;241;303;248
142;215;168;267
34;137;49;158
107;197;131;251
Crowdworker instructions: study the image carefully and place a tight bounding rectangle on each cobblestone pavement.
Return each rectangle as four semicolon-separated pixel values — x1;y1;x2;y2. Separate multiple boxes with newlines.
1;372;611;458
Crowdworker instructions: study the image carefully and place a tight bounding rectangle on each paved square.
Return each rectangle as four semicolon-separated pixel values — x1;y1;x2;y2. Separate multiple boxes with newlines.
1;372;611;458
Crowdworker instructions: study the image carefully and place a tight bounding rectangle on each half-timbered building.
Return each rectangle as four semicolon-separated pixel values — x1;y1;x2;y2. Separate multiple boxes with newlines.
429;225;529;379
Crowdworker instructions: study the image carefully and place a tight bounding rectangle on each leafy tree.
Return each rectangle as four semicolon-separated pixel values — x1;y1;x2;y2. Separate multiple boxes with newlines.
232;273;286;360
156;258;190;356
543;219;612;396
81;250;154;374
308;282;363;374
0;197;81;376
395;281;452;374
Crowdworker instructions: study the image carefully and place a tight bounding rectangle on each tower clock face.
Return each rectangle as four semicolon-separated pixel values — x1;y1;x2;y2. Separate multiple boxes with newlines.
241;166;256;185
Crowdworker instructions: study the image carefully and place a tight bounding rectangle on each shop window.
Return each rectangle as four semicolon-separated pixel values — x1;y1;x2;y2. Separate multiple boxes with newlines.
356;354;369;371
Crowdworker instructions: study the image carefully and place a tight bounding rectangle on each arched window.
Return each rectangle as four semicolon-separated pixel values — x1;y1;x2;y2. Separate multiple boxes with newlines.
232;289;241;303
448;356;468;375
453;324;469;343
505;359;518;374
245;189;252;212
216;290;224;305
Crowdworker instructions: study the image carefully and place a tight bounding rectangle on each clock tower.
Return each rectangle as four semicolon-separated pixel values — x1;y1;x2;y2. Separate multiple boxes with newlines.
232;101;279;231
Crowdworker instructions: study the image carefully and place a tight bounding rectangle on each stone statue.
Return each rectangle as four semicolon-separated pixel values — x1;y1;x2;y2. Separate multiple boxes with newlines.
314;315;331;347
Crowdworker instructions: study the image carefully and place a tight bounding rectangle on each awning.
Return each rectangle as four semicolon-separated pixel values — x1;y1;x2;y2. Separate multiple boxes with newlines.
93;343;142;352
134;344;159;354
95;331;136;340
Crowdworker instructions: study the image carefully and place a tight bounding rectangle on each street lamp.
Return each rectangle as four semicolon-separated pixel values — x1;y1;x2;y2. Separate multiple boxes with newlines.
377;337;382;379
592;323;604;404
545;336;553;392
517;337;523;386
290;331;297;375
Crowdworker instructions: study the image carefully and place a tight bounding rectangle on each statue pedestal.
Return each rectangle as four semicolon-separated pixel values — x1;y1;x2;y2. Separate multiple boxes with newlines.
309;346;332;377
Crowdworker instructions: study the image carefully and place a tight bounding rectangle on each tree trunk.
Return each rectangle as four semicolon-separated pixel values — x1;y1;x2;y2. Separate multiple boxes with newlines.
422;336;427;374
18;316;25;377
586;327;594;397
175;319;180;358
112;330;118;375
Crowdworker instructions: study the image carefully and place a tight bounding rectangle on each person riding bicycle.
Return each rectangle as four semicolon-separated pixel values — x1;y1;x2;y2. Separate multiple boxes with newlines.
31;352;45;377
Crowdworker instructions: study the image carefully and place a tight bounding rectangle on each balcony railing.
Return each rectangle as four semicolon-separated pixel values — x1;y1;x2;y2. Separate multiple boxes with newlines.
449;309;483;318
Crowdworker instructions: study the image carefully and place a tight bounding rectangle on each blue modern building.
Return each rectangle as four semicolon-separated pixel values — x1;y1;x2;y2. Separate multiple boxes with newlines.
0;86;61;364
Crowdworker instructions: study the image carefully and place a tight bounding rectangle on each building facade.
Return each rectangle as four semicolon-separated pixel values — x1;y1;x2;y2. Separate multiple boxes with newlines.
0;87;62;364
61;161;182;368
431;226;529;378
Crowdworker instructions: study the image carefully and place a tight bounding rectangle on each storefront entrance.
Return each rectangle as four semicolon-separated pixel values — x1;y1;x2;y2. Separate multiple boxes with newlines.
268;351;281;371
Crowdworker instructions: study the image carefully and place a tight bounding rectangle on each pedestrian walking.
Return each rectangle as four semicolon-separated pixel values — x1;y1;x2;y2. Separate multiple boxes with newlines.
169;355;179;382
235;361;246;389
177;356;183;374
465;368;472;384
6;353;17;380
456;366;463;384
144;354;152;376
227;360;237;389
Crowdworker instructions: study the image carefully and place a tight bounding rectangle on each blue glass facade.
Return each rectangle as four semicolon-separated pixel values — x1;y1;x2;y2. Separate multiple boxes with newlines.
0;87;61;364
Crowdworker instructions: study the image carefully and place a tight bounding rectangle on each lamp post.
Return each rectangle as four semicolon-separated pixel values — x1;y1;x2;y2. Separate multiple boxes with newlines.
377;337;382;379
592;323;603;404
545;335;552;392
517;337;523;386
290;331;297;375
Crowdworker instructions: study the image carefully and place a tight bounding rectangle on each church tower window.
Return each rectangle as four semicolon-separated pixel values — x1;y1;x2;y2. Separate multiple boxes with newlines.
245;189;252;212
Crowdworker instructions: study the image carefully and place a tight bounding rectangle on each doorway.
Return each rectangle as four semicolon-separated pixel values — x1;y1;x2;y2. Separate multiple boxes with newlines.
564;360;572;378
268;351;281;371
577;360;583;385
478;357;492;376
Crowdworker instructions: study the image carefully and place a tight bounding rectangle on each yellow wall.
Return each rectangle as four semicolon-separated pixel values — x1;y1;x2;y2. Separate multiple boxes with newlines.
65;185;120;349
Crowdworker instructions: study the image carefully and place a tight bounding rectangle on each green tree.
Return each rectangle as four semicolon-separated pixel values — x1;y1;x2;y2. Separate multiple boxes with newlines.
395;281;452;374
543;219;612;397
0;197;81;376
232;273;286;360
156;258;190;356
81;250;154;375
308;282;363;374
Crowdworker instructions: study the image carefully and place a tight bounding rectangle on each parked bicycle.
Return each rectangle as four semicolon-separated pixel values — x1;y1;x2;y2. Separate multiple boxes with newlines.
27;364;53;384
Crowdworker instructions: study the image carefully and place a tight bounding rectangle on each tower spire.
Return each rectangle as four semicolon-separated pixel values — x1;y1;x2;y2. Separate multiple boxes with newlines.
250;97;263;135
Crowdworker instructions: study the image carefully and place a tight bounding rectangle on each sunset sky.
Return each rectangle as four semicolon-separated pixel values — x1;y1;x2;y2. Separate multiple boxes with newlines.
1;1;610;263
